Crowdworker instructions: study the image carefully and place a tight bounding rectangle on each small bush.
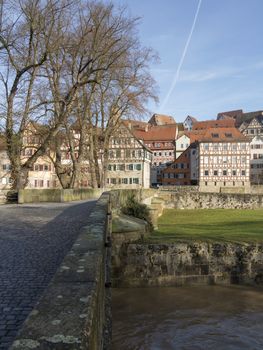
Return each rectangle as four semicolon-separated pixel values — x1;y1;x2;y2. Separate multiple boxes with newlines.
121;194;152;228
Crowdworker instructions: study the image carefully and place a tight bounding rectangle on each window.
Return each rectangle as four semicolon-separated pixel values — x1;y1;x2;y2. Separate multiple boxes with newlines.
44;165;49;171
26;148;33;156
126;150;131;158
116;150;121;158
241;143;246;150
110;178;116;184
223;170;227;176
128;164;133;171
205;181;208;186
232;144;237;151
241;170;246;176
204;143;209;150
212;133;219;138
122;178;128;184
213;144;219;151
223;144;228;151
34;180;38;187
232;170;236;176
214;182;217;186
47;180;50;188
204;170;209;176
214;170;218;176
136;164;142;171
225;133;232;138
39;180;44;187
154;152;157;156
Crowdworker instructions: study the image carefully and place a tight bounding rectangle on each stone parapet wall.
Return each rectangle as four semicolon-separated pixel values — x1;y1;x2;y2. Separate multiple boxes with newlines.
167;192;263;209
18;188;103;203
11;193;111;350
112;242;263;287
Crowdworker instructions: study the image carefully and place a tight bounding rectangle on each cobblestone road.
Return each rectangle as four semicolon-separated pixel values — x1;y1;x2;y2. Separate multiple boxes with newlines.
0;200;96;349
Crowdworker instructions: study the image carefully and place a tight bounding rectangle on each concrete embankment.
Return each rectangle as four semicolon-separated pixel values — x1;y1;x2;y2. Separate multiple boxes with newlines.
112;241;263;287
11;193;111;350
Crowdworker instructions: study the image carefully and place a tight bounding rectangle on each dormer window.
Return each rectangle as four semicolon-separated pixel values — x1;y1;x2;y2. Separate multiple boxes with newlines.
225;133;232;138
212;133;219;138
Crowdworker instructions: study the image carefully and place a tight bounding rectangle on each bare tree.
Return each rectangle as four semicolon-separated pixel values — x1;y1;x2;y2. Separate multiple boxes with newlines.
48;2;158;189
89;45;158;188
0;0;71;189
0;0;158;190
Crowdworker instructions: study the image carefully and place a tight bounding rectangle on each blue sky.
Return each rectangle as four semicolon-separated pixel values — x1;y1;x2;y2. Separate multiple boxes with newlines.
114;0;263;122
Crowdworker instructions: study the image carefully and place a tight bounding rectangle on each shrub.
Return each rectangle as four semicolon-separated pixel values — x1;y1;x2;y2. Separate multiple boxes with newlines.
121;194;152;228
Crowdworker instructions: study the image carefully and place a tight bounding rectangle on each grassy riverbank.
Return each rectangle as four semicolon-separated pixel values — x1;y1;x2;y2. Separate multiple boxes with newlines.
149;209;263;243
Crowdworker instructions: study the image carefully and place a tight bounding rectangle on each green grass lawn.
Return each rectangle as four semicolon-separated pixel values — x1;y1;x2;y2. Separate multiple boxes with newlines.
148;209;263;243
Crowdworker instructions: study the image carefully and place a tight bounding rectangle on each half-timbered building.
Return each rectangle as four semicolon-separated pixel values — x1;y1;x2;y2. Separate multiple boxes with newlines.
196;128;250;191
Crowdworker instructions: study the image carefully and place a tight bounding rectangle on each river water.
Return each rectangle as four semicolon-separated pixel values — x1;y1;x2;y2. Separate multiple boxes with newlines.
112;285;263;350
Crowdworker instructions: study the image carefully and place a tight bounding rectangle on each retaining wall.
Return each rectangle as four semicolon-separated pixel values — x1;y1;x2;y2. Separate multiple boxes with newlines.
11;192;111;350
18;188;103;204
112;242;263;287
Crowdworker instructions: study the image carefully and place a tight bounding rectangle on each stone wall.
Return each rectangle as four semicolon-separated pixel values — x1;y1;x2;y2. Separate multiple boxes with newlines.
11;193;111;350
112;242;263;287
166;192;263;209
18;188;103;204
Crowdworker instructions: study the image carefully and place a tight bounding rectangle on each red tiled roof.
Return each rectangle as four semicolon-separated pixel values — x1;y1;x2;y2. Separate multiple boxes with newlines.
193;119;235;130
148;113;176;126
217;109;243;119
133;124;177;141
195;127;248;142
123;119;149;131
185;130;206;143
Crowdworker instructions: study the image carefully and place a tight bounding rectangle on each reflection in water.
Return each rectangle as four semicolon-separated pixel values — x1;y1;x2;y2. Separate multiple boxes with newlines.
112;285;263;350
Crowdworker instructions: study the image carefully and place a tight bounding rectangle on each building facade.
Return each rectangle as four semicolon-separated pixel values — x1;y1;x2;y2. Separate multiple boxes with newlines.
106;123;152;188
175;133;190;159
250;135;263;184
183;115;197;131
161;147;192;186
196;128;250;191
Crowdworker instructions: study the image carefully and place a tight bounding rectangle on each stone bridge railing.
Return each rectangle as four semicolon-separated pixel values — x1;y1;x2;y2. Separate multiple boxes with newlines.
11;192;111;350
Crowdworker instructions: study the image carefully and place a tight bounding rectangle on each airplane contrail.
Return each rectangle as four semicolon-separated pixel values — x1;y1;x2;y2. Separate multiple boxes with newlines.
161;0;202;110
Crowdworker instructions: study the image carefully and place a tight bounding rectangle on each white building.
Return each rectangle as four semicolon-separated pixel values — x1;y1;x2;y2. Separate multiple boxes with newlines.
183;115;197;131
250;135;263;184
196;128;250;192
107;122;152;188
175;133;190;159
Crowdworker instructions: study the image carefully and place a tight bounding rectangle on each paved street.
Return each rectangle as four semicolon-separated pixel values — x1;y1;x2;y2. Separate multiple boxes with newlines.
0;200;96;349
